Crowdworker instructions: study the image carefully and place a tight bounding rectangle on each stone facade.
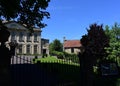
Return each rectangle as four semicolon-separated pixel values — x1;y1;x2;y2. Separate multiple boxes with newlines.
3;21;49;55
64;47;81;54
41;38;49;55
63;38;82;54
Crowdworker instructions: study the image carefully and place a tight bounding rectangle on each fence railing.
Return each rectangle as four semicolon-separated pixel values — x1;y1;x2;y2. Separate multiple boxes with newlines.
11;59;80;86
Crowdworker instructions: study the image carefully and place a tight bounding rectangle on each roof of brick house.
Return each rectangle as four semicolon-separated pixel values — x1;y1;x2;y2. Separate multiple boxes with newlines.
63;40;82;48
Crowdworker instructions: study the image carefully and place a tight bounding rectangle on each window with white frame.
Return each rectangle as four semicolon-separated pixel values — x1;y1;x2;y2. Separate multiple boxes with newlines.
34;45;38;54
26;45;30;54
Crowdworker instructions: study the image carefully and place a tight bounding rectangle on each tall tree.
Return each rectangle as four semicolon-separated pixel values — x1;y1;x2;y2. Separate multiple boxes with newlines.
105;23;120;63
0;0;50;32
79;23;109;86
0;0;20;20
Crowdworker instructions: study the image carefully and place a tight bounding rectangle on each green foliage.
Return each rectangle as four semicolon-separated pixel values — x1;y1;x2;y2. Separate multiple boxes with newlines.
63;52;79;63
49;50;79;63
33;56;80;66
49;39;63;59
0;0;50;31
50;51;64;59
18;0;50;30
49;39;63;53
105;23;120;63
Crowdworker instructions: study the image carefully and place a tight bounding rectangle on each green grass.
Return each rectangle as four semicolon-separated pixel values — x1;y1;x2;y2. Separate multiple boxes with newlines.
33;56;80;66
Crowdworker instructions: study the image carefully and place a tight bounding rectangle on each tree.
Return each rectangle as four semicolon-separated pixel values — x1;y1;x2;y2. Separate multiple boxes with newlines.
79;23;109;86
49;39;63;52
105;23;120;64
0;0;50;32
49;39;63;59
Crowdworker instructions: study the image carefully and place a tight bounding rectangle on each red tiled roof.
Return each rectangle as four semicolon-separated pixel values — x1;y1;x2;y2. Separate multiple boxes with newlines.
64;40;82;48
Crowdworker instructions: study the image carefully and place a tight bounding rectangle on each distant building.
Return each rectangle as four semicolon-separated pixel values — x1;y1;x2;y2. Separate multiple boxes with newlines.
63;38;83;54
3;21;49;55
41;38;49;55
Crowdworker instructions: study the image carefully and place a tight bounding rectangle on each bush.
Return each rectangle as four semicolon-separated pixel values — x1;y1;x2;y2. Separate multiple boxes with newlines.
50;51;64;59
63;52;79;63
50;51;79;63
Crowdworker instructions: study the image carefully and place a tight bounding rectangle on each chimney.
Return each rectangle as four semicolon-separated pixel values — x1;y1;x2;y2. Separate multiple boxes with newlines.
63;36;66;42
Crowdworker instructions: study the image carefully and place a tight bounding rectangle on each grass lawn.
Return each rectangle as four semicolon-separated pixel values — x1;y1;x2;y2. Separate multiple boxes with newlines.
33;56;80;66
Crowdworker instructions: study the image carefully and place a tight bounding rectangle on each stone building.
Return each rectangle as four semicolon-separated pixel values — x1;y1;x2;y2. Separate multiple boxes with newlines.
41;38;49;55
3;21;49;55
63;37;83;54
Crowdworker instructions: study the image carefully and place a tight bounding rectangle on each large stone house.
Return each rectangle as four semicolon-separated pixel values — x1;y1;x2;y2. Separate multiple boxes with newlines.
3;21;49;55
63;39;83;54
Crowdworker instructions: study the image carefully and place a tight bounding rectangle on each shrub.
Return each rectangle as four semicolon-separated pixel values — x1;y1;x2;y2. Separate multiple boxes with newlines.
63;52;79;63
50;51;79;63
50;51;64;59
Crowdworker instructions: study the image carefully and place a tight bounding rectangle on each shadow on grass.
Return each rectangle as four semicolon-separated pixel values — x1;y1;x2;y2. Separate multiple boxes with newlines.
11;63;120;86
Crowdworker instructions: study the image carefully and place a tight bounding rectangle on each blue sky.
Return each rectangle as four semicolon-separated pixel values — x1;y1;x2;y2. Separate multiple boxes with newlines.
42;0;120;43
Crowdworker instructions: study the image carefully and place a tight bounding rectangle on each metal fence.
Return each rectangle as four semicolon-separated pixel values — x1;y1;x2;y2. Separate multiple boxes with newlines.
10;55;80;86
